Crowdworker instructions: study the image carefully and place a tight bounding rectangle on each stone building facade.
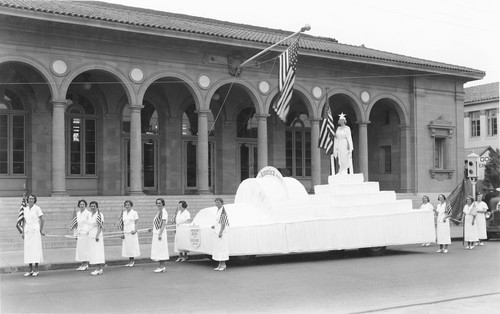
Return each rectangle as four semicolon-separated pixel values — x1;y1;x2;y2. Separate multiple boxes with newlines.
0;0;484;197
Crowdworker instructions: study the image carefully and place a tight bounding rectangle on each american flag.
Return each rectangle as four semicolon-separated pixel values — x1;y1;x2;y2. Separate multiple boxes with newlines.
318;101;335;155
15;194;26;234
69;216;78;231
219;207;230;233
274;38;300;122
153;210;163;230
116;213;124;231
96;211;103;228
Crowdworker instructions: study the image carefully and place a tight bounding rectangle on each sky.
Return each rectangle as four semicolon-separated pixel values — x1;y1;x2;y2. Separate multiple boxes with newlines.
100;0;499;87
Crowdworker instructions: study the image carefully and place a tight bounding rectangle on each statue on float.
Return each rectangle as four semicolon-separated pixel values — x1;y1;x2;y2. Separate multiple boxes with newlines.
333;113;353;175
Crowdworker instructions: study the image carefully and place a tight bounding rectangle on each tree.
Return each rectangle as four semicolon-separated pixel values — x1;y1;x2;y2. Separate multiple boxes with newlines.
483;148;500;189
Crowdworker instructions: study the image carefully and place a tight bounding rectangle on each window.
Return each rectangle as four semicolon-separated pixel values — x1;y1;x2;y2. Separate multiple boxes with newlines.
471;111;480;137
286;113;311;177
0;89;25;175
487;109;498;136
434;138;445;169
381;146;391;174
67;94;96;175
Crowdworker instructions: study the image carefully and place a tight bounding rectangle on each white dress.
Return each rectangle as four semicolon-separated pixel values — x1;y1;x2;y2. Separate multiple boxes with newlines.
23;205;44;264
475;201;488;240
463;204;479;242
435;202;451;245
333;125;353;175
212;207;230;262
174;209;191;253
420;202;434;211
151;208;169;261
75;209;91;262
89;212;105;264
122;209;141;257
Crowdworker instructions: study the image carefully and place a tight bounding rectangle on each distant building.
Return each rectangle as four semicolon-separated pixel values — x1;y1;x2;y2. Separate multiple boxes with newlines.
0;0;485;196
464;82;499;180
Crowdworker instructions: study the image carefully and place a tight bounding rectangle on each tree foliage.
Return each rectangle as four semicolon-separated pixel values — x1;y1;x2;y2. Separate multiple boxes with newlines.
483;148;500;189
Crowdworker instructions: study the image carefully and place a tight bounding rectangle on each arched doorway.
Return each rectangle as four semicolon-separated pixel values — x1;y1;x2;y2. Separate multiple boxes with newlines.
368;98;402;191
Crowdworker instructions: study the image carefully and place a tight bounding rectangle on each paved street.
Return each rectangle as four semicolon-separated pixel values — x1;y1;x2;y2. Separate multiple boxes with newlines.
1;241;499;313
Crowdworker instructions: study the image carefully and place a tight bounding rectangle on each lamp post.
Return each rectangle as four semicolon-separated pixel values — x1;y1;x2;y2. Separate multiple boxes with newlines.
467;152;479;197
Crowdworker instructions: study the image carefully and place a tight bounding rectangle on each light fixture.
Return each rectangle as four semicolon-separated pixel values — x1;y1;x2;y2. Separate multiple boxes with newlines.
212;92;221;101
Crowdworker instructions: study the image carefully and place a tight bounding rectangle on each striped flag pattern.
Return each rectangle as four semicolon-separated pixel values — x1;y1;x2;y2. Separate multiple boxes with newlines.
318;102;335;155
273;39;299;122
116;214;124;231
96;211;103;228
219;207;229;233
15;194;26;234
154;210;163;230
69;216;78;231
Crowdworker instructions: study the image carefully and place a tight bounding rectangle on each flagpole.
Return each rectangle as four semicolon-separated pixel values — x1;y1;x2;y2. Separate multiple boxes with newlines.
238;25;311;69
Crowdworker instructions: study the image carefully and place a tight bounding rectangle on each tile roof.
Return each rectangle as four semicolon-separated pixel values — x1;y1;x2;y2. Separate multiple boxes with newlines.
464;82;499;103
0;0;485;78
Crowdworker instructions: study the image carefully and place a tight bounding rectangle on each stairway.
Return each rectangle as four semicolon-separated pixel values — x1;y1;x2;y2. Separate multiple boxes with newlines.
0;195;234;251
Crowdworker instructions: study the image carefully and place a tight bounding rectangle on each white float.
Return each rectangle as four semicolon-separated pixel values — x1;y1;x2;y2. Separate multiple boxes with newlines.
176;166;435;258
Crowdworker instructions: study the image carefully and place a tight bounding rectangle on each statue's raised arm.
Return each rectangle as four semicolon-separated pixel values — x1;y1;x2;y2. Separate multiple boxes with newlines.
333;113;353;174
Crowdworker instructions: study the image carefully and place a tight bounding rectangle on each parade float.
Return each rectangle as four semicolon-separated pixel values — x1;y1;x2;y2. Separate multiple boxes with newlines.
176;166;436;259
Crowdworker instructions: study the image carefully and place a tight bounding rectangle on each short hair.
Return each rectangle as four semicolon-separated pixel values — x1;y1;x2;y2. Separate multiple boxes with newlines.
156;198;165;206
422;195;429;202
215;197;224;204
78;199;88;207
438;194;447;201
89;201;99;208
27;194;37;204
466;196;474;202
179;200;187;208
124;200;133;207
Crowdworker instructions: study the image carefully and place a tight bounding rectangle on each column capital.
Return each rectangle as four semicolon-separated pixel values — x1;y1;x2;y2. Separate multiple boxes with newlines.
50;98;72;108
399;124;411;131
256;113;271;119
197;109;211;116
356;120;371;126
310;117;322;123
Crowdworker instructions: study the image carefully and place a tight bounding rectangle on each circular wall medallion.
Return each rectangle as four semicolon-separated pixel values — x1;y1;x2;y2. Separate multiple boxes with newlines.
361;91;370;103
129;67;144;82
258;81;270;94
312;86;323;99
51;60;68;76
198;75;210;89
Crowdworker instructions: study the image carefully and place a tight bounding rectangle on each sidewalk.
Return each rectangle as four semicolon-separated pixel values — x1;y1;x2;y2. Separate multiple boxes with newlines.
0;225;465;274
0;242;202;274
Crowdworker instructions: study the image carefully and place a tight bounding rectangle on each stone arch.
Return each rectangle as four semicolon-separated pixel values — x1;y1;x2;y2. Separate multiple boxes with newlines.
139;71;202;113
330;89;364;122
61;63;134;113
265;85;316;119
367;94;409;126
209;79;263;115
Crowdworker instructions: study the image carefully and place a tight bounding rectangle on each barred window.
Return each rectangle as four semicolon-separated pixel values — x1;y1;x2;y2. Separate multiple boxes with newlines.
471;111;480;137
487;109;498;136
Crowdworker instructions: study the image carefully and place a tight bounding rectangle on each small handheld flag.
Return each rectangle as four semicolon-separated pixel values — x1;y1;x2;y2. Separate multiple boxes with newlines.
154;210;163;230
69;216;78;231
219;207;230;233
116;214;124;231
15;193;27;234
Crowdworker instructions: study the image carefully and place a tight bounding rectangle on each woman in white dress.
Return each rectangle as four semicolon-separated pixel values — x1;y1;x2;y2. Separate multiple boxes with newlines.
333;113;354;175
121;200;140;267
74;199;91;271
419;195;434;246
21;194;45;277
435;194;451;253
174;200;191;262
88;201;105;275
463;196;479;250
211;198;230;271
150;198;169;273
474;194;488;246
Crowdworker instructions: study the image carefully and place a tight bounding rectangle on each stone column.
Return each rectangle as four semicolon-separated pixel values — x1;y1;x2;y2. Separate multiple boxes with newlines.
257;114;270;172
357;121;370;181
129;105;144;195
197;109;210;194
51;100;69;196
310;118;321;188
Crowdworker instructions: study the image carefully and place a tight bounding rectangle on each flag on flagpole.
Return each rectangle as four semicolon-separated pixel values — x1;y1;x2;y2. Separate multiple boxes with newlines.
318;100;335;155
447;177;470;224
274;38;300;122
15;194;27;234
